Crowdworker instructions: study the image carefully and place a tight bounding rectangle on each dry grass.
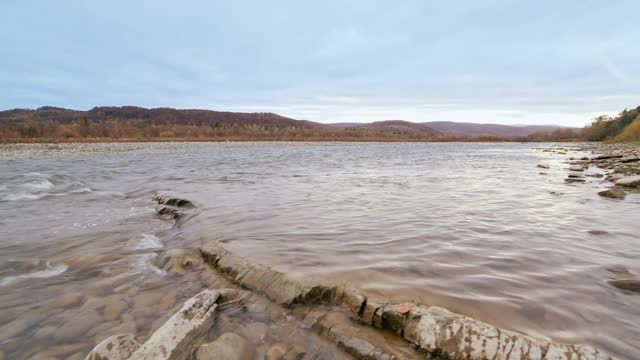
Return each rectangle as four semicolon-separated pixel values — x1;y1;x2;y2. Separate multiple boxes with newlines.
614;115;640;142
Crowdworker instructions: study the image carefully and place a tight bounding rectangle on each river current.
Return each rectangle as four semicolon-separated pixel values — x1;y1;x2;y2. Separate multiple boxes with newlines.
0;142;638;359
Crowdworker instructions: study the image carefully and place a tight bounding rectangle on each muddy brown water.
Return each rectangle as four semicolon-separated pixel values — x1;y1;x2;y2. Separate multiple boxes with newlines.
0;142;639;359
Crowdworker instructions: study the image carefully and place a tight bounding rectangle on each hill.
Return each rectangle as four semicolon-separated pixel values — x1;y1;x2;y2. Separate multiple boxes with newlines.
348;120;441;135
328;120;577;138
422;121;578;137
581;106;640;142
0;106;444;142
0;106;589;142
0;106;323;129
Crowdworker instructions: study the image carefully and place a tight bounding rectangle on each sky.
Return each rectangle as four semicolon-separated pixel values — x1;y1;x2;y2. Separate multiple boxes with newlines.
1;0;639;126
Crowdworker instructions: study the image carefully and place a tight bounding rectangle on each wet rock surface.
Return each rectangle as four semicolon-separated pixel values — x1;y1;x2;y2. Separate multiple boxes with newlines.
199;241;617;360
128;289;220;360
598;187;627;200
85;334;140;360
154;191;195;221
543;143;639;201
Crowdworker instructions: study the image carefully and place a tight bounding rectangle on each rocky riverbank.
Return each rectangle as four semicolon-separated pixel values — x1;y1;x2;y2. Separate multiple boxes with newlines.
568;143;640;200
84;194;619;360
539;143;640;296
86;238;618;360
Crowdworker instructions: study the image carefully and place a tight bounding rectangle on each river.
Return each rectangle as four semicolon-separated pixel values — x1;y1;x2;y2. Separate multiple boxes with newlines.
0;142;638;359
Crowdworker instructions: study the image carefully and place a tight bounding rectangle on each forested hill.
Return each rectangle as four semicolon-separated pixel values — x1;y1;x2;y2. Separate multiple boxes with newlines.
581;106;640;142
0;106;323;128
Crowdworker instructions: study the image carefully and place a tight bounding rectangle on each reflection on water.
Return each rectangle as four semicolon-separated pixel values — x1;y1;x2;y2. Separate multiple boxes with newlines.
0;142;639;359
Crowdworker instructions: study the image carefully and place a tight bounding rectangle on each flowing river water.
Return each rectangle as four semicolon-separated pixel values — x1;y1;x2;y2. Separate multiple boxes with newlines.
0;142;638;359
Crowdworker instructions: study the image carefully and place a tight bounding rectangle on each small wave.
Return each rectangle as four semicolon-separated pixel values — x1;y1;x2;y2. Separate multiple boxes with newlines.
2;192;47;202
69;187;92;194
130;253;166;276
20;179;54;190
132;234;163;250
0;262;68;286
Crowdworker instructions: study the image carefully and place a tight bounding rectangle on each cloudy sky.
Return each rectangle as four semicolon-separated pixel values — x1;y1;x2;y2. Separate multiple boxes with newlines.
1;0;638;126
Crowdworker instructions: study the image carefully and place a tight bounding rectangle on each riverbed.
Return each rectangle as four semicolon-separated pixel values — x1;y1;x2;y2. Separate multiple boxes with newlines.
0;142;638;359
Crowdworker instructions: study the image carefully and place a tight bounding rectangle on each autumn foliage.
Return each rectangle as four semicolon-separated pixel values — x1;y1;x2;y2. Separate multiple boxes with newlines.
0;106;581;143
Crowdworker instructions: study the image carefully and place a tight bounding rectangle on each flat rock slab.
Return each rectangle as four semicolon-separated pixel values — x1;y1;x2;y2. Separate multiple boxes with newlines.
615;175;640;188
200;242;616;360
129;289;220;360
402;305;613;360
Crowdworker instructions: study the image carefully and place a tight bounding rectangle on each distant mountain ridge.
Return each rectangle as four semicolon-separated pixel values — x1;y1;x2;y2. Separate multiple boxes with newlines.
422;121;579;137
346;120;441;135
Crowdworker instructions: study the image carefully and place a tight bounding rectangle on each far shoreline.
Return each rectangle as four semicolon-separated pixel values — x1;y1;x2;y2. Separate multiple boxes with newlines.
0;138;583;144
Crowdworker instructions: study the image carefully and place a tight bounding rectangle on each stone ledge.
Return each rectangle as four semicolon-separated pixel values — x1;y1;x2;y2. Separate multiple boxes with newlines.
200;241;617;360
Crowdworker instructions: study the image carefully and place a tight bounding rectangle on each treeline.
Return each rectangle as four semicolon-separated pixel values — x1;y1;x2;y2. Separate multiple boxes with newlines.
0;121;579;143
0;118;581;143
0;118;443;142
581;106;640;142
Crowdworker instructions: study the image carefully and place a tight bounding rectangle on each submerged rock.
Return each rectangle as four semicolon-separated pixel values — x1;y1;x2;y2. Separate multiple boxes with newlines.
266;343;288;360
598;187;626;200
565;177;586;183
128;289;220;360
588;230;610;235
608;279;640;293
85;334;140;360
196;333;254;360
156;205;182;220
154;192;194;208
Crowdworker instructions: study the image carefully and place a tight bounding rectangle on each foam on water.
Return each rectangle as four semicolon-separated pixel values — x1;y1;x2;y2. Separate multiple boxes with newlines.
132;233;163;250
19;178;54;190
2;192;47;201
130;253;166;276
0;262;68;286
